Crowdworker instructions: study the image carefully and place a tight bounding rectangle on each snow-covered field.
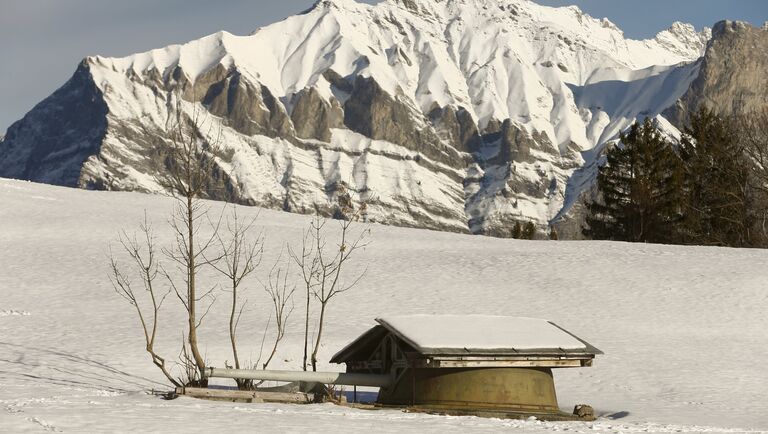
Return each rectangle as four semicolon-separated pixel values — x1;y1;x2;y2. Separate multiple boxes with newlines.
1;178;767;433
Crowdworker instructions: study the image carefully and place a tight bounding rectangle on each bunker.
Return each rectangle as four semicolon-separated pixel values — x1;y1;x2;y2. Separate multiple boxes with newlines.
330;315;602;420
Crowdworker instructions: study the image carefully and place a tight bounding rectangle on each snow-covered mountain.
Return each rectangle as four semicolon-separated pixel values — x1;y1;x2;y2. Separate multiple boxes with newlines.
0;0;714;237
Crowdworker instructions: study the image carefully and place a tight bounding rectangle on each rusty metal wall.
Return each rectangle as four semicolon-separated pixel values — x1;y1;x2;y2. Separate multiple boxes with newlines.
378;367;559;413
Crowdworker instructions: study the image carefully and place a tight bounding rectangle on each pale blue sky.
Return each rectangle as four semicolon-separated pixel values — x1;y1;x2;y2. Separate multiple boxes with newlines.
1;0;766;133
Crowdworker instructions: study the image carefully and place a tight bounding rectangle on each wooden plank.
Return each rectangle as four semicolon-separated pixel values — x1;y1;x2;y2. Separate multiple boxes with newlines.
177;387;314;404
178;387;258;401
254;391;314;404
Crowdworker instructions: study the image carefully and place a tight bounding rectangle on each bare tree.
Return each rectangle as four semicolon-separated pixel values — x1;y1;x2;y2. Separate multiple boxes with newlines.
290;185;370;371
288;228;321;371
208;207;263;389
108;214;181;387
260;253;296;370
155;93;224;384
308;214;369;371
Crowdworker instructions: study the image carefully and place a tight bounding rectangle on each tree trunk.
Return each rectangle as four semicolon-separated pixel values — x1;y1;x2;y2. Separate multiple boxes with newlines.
230;278;240;370
303;288;310;371
230;276;247;389
311;303;326;372
187;194;206;383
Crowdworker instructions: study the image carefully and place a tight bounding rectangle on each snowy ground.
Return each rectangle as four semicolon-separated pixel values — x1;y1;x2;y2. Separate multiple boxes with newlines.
1;178;767;433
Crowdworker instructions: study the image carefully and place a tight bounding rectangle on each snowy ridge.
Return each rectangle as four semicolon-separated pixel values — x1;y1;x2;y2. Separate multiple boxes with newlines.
91;0;707;132
0;0;711;237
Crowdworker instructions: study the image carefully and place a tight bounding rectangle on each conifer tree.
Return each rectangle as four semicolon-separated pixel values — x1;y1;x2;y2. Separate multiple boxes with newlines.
511;222;523;239
523;221;537;240
738;109;768;245
679;109;755;247
584;119;684;243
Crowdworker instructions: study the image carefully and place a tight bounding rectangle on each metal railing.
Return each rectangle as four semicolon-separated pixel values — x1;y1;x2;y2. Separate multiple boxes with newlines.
205;367;392;388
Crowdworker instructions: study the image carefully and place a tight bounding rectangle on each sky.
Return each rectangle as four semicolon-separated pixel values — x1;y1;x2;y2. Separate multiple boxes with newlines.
1;0;766;134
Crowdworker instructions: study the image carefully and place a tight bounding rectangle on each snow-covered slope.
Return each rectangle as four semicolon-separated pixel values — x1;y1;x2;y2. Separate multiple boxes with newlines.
1;178;767;433
0;0;711;238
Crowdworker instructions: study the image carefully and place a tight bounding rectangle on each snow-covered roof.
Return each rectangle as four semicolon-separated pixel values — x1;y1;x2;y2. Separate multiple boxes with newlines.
331;315;601;363
376;315;589;354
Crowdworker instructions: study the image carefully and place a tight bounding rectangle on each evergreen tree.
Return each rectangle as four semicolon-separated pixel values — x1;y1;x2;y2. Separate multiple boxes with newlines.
511;221;523;239
679;109;756;247
737;109;768;246
523;221;537;240
584;119;684;243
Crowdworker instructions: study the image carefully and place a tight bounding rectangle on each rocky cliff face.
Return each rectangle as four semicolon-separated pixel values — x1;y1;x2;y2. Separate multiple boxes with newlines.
666;20;768;127
0;0;716;237
0;61;108;186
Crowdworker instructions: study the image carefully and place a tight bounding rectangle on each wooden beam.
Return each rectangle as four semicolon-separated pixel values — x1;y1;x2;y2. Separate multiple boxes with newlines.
430;355;594;362
413;359;584;368
176;387;314;403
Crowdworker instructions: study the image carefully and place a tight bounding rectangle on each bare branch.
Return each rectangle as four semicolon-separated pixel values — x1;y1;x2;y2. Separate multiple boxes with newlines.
290;190;371;371
260;252;297;370
108;214;182;388
203;205;264;388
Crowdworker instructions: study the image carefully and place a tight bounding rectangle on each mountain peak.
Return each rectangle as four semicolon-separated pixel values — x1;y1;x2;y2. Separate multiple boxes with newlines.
313;0;372;11
0;0;720;238
652;21;709;59
668;21;695;34
712;20;758;37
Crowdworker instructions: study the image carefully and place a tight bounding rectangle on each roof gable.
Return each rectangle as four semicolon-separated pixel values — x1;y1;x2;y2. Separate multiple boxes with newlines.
329;325;389;363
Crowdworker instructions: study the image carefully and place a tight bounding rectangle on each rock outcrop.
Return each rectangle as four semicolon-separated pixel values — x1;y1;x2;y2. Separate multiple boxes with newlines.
666;21;768;127
290;87;344;142
343;76;464;168
0;61;108;186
